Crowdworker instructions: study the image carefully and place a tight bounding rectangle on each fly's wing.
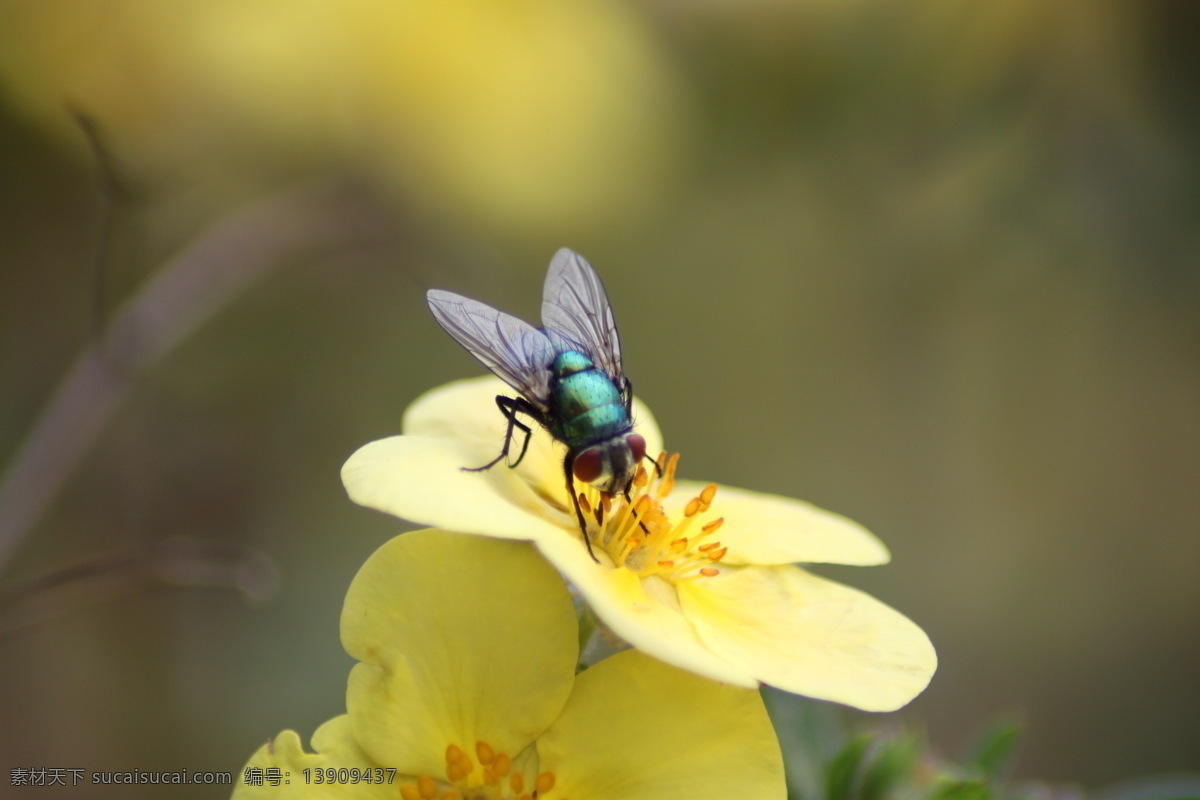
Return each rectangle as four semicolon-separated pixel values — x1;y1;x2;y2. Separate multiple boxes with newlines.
540;249;624;385
426;290;555;410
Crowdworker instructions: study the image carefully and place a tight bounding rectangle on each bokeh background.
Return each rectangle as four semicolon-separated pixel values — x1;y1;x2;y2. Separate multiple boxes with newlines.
2;2;1198;797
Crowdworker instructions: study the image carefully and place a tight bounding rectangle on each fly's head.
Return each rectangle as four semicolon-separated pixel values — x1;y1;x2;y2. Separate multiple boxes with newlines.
572;432;647;495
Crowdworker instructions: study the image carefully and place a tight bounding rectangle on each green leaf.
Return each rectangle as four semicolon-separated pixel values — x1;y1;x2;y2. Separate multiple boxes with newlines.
926;778;993;800
859;732;921;800
826;734;874;800
967;718;1023;778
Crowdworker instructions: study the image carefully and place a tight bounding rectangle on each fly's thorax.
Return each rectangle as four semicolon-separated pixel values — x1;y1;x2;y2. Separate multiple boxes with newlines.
548;350;628;447
550;349;594;377
572;433;647;494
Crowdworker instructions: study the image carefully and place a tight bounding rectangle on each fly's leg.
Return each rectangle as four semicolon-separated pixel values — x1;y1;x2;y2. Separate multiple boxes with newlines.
464;395;540;472
646;453;665;479
564;452;600;563
623;482;654;537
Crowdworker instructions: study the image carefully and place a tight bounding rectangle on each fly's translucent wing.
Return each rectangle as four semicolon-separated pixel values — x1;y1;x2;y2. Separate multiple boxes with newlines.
540;249;623;385
426;290;555;410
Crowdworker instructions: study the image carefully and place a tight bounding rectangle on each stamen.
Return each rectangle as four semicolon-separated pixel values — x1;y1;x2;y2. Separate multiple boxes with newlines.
510;773;525;793
445;756;470;783
536;772;557;794
657;453;679;498
475;741;494;766
417;775;438;799
633;465;649;488
580;451;728;584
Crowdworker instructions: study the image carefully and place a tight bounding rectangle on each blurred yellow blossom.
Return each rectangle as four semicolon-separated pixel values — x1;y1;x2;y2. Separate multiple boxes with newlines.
0;0;683;235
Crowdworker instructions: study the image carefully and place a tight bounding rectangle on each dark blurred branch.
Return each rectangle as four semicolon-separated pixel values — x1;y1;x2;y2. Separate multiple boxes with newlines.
0;180;380;572
0;537;279;637
70;108;134;340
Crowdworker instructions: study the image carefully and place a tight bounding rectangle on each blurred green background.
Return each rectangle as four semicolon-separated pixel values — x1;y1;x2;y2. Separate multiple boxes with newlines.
2;2;1198;797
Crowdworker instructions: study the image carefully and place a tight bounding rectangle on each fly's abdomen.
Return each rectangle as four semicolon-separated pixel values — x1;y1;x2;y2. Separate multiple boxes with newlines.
550;352;629;447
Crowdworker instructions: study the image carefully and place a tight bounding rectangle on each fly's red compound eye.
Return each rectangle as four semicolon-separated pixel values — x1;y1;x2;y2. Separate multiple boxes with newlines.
627;433;647;464
573;448;604;483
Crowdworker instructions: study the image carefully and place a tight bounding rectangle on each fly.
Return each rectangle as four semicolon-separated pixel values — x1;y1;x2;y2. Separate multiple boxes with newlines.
426;249;649;561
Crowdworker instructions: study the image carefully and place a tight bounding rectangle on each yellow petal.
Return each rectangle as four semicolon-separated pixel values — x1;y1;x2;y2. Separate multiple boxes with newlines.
537;651;785;800
341;531;578;776
342;435;568;540
678;566;936;711
232;716;396;800
667;481;890;566
533;531;758;688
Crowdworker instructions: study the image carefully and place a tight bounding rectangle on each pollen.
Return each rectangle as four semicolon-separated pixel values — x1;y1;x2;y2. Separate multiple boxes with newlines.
396;739;547;800
578;452;728;582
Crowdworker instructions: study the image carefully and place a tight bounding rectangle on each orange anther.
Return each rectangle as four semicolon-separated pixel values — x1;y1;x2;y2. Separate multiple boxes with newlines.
475;741;494;765
536;772;557;793
664;452;679;479
701;517;724;533
700;568;719;577
446;761;469;782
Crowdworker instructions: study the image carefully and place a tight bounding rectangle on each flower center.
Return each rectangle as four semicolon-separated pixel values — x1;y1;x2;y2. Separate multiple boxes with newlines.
399;740;559;800
575;452;727;581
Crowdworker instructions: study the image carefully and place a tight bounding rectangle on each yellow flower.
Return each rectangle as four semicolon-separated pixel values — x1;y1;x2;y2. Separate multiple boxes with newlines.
343;377;937;712
232;530;784;799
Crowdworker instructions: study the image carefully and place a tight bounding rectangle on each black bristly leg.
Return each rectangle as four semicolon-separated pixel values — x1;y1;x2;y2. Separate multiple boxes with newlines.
647;453;665;478
565;452;600;563
464;395;542;472
623;481;654;537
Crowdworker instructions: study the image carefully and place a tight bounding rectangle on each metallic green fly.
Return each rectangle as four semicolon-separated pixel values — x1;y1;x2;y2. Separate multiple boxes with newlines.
426;249;649;561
